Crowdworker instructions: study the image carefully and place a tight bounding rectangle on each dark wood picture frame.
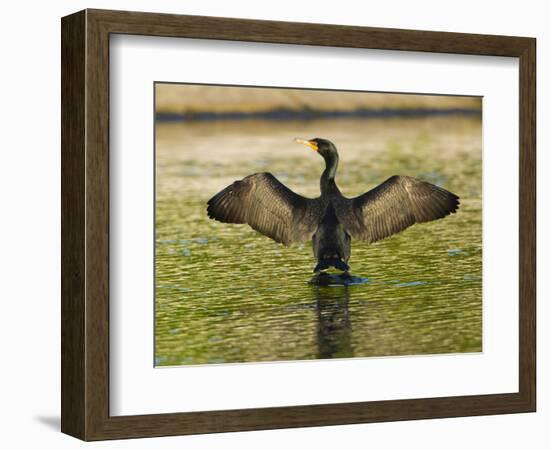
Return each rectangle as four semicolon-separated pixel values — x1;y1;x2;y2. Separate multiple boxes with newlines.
61;8;536;441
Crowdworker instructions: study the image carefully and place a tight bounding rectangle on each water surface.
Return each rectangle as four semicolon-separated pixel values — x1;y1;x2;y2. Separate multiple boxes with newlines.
155;117;482;366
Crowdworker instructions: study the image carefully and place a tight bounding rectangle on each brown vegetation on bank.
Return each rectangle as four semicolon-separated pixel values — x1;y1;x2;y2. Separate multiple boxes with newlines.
156;84;482;115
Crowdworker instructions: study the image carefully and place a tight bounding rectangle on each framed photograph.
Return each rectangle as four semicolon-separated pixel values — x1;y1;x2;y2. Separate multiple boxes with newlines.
61;9;536;441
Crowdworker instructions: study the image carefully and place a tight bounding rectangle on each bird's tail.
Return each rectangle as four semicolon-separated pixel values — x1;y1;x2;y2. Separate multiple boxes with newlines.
314;258;350;273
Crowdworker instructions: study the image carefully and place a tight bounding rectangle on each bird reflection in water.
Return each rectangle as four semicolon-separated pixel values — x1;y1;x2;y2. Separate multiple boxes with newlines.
314;286;353;359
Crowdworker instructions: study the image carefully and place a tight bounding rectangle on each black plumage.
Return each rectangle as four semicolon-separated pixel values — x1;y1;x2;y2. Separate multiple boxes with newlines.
207;138;459;274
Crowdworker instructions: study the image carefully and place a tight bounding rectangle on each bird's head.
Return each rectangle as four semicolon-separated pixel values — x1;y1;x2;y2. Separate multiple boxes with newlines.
294;137;338;161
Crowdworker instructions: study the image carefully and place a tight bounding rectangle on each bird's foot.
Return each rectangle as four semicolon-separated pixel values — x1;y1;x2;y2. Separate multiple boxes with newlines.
308;270;356;286
309;271;331;285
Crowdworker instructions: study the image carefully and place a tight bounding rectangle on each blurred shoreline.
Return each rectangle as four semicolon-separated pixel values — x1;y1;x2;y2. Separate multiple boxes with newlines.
156;107;481;122
155;84;482;122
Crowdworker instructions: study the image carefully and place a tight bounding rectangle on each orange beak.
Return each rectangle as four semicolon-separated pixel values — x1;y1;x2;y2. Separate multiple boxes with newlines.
294;138;318;152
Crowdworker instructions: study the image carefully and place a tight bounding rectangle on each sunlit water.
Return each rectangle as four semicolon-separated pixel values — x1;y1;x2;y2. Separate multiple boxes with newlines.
155;116;482;366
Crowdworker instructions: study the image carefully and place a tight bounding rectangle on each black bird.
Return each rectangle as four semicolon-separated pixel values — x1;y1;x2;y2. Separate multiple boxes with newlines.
207;138;459;275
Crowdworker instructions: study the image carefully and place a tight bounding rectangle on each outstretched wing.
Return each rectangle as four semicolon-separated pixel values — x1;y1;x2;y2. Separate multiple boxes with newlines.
207;172;321;245
338;175;459;244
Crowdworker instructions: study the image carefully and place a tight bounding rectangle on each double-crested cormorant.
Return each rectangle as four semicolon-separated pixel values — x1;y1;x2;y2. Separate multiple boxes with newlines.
207;138;459;275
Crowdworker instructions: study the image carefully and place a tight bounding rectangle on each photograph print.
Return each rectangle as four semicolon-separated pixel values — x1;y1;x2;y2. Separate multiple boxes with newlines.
154;83;482;367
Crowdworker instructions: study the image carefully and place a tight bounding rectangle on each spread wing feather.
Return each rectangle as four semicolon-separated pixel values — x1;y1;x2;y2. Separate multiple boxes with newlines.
207;172;321;245
338;175;459;243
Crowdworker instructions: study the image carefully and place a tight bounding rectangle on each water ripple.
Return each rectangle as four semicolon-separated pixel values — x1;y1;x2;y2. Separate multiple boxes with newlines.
155;118;482;366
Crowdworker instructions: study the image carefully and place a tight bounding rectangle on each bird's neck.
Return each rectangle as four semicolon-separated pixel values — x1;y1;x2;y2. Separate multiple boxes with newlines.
321;154;339;194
